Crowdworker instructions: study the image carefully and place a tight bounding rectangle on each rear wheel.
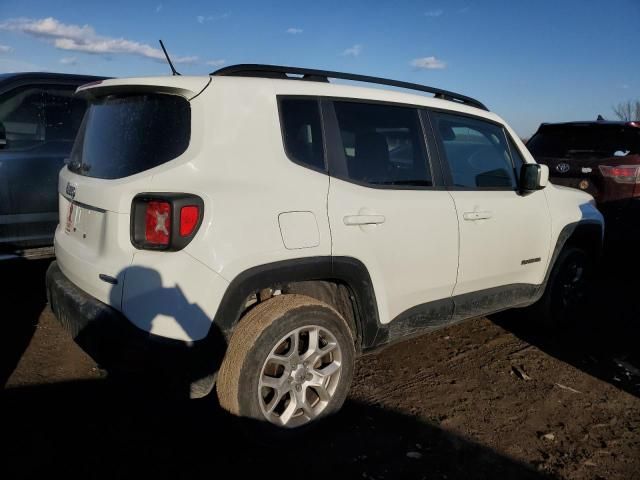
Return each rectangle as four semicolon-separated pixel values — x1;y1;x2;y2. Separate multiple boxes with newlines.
533;247;593;330
216;294;355;431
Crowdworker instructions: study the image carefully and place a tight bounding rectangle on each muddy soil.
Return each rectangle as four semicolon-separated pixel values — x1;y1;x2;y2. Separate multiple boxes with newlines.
1;256;639;479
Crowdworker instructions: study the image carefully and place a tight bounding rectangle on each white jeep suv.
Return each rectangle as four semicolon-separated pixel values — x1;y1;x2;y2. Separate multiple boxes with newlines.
46;65;603;429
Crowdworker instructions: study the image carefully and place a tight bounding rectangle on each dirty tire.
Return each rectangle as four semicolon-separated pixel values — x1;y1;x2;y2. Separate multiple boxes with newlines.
216;294;355;434
531;247;593;330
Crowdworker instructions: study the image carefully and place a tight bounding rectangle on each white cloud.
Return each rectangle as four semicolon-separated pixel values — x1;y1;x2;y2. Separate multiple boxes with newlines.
206;59;226;67
156;4;163;13
341;44;362;57
0;44;12;53
60;56;77;65
197;13;230;24
0;17;197;64
424;9;443;17
1;17;93;41
286;27;303;34
410;56;446;70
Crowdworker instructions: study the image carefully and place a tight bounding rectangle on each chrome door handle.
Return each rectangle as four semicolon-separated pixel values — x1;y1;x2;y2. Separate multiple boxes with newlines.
343;215;386;226
463;211;492;221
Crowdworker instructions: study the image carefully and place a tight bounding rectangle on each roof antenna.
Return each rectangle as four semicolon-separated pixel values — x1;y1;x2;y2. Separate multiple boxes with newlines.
159;39;180;76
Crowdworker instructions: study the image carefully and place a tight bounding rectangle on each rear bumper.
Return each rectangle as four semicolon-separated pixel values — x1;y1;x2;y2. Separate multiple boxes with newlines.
46;261;223;397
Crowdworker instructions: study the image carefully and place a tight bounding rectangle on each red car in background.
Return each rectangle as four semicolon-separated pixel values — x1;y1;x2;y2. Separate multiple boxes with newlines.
527;120;640;241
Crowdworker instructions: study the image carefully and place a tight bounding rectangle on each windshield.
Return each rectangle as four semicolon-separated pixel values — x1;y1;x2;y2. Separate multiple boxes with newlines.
527;124;640;159
69;93;190;179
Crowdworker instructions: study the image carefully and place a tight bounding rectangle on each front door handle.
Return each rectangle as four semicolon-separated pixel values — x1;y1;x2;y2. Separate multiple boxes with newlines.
343;214;386;226
463;211;492;221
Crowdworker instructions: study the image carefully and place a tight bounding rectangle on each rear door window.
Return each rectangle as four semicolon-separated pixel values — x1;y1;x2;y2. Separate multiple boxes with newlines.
431;111;517;189
332;101;432;187
69;93;190;179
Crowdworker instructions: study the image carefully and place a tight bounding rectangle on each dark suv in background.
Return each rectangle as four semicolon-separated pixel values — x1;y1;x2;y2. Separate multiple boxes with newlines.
0;72;106;260
527;120;640;240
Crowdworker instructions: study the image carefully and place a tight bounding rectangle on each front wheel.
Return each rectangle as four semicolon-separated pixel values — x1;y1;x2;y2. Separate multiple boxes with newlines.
216;294;355;431
532;247;593;330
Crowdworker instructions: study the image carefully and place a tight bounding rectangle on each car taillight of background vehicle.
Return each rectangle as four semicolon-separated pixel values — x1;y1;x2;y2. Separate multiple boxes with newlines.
599;165;640;184
131;194;204;251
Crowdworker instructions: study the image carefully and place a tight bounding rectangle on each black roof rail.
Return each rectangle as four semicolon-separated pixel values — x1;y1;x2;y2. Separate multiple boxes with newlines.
211;64;488;111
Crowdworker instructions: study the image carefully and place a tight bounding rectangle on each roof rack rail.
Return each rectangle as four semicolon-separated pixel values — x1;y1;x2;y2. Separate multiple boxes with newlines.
211;64;488;111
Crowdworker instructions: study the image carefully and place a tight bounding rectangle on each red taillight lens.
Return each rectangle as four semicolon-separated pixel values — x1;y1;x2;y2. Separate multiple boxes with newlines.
145;201;171;245
180;205;199;237
599;165;640;184
132;194;203;251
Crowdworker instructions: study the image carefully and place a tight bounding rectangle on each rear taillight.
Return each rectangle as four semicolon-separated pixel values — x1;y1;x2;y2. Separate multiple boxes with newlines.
145;201;171;246
131;194;204;251
180;206;199;237
599;165;640;184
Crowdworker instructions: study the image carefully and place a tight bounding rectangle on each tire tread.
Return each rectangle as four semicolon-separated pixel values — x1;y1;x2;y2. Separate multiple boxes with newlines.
216;294;349;417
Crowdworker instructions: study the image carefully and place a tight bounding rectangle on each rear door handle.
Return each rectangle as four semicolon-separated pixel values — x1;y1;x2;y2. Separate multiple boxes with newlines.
343;215;386;226
463;211;492;221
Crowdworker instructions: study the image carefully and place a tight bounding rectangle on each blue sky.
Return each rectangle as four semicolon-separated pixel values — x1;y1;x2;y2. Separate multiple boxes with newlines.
0;0;638;136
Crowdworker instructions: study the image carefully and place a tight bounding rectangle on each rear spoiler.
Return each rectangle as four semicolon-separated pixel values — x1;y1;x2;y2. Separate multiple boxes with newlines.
75;76;211;101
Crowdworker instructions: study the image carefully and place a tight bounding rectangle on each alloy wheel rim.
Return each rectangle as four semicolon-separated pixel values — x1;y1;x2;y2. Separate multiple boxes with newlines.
258;325;342;428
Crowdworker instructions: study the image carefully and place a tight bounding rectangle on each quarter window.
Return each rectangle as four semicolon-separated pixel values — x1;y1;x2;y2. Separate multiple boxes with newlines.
280;98;325;171
333;101;432;187
432;112;517;189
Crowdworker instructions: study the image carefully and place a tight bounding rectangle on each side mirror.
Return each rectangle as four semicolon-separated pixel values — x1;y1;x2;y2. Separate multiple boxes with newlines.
0;122;6;149
520;163;548;192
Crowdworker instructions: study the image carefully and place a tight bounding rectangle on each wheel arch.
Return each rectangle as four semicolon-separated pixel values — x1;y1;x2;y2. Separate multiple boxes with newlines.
563;222;603;260
538;220;603;297
210;256;381;352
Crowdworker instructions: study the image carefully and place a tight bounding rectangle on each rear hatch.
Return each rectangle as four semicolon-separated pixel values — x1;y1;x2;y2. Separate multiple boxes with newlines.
527;122;640;205
55;76;209;308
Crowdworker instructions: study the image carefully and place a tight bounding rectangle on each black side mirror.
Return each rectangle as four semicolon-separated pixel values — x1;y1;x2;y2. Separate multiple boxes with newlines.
520;163;549;192
0;122;6;149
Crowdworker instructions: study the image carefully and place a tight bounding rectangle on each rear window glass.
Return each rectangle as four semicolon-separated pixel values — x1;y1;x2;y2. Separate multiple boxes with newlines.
527;124;640;159
69;93;190;179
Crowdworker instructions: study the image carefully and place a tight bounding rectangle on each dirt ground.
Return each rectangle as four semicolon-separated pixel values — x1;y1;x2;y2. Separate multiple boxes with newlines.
1;255;639;479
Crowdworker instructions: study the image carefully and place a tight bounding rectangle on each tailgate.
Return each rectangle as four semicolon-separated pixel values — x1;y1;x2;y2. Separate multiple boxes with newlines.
55;168;150;308
53;82;203;309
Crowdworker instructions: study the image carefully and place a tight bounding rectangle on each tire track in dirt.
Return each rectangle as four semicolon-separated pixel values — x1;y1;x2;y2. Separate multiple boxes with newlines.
352;319;529;405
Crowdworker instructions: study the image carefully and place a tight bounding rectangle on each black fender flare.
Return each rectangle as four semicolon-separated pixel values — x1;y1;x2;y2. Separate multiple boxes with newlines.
530;220;603;304
210;256;381;348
